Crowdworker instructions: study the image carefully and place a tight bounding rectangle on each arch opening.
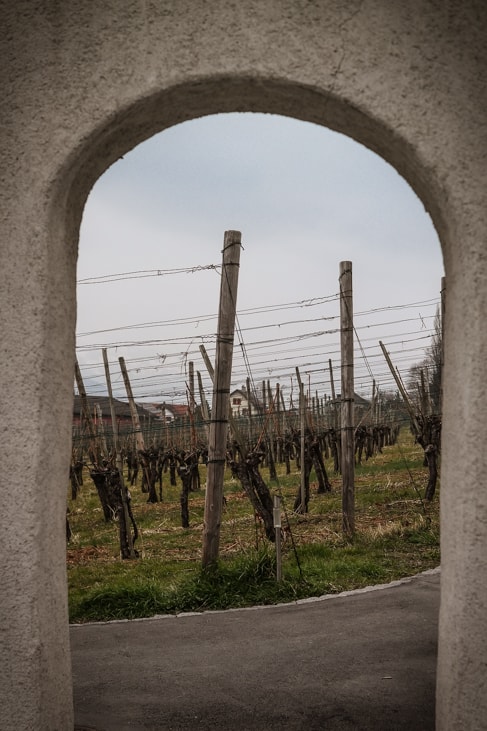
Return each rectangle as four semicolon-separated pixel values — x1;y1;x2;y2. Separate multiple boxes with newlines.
69;106;446;624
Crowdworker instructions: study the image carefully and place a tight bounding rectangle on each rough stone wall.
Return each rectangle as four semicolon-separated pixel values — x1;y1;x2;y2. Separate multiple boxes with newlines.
0;1;486;728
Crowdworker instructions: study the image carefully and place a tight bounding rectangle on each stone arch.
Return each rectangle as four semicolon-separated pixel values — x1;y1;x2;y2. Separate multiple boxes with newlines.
59;76;448;261
1;4;486;730
59;72;446;725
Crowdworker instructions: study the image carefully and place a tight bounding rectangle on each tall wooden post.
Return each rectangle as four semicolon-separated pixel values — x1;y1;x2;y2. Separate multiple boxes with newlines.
267;380;277;477
296;366;307;513
94;404;108;457
340;261;355;537
379;341;421;436
328;358;341;468
188;361;196;447
202;230;242;567
275;382;282;460
197;370;210;427
119;356;145;453
102;349;136;559
74;359;100;466
280;384;288;432
187;360;200;490
200;342;245;452
246;377;253;445
371;379;377;425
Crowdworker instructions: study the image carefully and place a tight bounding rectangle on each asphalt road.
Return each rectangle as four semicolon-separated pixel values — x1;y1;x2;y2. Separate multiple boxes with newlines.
71;568;440;730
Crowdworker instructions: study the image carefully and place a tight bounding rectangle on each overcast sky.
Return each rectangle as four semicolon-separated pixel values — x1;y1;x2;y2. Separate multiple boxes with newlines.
76;113;444;405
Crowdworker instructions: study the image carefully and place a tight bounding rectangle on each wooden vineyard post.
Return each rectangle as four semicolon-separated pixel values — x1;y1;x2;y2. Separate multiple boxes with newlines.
371;379;377;425
94;404;108;457
75;359;117;522
119;357;145;453
266;380;277;480
328;358;341;471
102;349;137;559
119;356;158;503
199;343;245;453
280;384;288;432
202;230;242;568
379;340;440;501
340;261;355;537
379;341;421;436
246;377;253;446
187;360;199;491
74;359;102;467
275;383;282;462
296;366;307;513
197;370;210;431
274;494;282;581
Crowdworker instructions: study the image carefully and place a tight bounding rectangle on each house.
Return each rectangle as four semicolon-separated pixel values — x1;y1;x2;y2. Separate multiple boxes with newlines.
160;403;190;422
140;402;191;423
229;388;263;417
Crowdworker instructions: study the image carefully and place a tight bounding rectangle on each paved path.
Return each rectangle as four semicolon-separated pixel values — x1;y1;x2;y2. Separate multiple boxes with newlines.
71;568;440;730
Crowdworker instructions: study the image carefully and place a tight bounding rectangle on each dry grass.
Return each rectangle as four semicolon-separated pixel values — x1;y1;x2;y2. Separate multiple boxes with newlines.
67;429;440;621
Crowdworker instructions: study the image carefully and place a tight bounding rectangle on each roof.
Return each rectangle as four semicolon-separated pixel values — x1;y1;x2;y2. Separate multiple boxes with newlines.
160;403;189;418
73;395;154;420
333;392;371;407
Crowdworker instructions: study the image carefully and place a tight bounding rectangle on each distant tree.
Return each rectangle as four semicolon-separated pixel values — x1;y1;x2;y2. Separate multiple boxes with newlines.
408;307;442;415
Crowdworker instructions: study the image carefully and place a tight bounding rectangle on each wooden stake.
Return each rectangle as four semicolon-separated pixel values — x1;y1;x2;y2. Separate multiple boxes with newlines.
246;377;253;445
199;342;245;454
202;230;242;568
119;357;145;453
102;349;136;559
199;343;215;381
197;370;210;426
340;261;355;537
74;359;100;466
94;404;108;458
296;366;307;513
379;341;421;436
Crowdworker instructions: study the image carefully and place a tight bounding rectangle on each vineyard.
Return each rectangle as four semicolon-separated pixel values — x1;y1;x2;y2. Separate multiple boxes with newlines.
69;253;442;622
68;414;440;622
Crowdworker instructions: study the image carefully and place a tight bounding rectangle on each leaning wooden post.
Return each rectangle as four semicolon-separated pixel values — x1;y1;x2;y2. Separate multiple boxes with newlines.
340;261;355;537
94;404;108;457
74;359;100;466
202;230;242;568
119;356;145;453
197;370;210;429
102;349;137;559
328;358;341;464
379;341;421;436
199;342;246;453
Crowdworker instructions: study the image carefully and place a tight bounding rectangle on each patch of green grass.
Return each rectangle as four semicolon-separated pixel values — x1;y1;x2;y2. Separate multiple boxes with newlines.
68;431;440;622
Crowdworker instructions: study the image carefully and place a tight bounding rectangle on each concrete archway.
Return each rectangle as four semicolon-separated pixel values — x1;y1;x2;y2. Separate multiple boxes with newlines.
1;3;486;729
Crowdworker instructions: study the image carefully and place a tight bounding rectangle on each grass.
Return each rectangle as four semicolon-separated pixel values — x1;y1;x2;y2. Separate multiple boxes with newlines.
67;430;440;622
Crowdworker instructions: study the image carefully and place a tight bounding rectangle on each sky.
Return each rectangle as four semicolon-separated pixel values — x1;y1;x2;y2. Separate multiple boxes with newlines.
76;112;444;407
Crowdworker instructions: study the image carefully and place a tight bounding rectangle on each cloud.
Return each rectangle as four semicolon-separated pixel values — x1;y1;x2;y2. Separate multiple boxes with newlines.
76;113;444;400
